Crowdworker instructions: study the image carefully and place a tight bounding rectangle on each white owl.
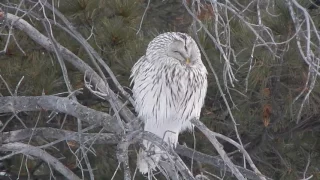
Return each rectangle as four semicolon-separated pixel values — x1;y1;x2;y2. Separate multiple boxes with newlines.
130;32;207;174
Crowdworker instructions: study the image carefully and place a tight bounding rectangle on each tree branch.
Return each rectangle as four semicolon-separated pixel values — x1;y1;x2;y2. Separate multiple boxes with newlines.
1;127;269;179
40;0;135;106
2;127;118;144
5;12;136;124
0;96;121;133
175;145;272;180
191;119;267;180
0;142;81;180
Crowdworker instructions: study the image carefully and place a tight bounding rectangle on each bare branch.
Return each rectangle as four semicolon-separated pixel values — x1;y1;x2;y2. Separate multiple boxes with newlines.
5;12;136;124
0;96;121;133
192;119;267;180
2;127;118;144
175;145;272;180
1;127;270;180
0;142;81;180
191;119;245;180
40;1;135;106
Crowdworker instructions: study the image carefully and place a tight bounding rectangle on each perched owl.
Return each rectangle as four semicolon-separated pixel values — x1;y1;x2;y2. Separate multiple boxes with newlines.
130;32;207;174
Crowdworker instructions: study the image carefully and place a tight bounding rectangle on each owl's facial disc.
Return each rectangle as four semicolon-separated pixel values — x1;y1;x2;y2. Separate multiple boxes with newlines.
167;40;192;65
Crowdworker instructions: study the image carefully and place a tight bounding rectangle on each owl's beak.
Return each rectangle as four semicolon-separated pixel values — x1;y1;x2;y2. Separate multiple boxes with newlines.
186;58;190;65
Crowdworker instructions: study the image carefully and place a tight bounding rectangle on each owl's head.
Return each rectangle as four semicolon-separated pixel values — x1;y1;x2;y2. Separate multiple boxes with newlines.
146;32;201;66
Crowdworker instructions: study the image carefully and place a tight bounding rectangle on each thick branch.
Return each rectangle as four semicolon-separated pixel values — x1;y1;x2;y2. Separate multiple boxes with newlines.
0;96;121;133
0;142;81;180
2;127;118;144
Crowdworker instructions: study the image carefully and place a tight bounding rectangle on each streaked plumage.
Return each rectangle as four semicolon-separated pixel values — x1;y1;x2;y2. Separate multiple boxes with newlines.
130;32;207;174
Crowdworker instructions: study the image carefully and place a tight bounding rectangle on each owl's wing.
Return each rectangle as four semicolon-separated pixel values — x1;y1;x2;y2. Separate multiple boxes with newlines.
130;55;146;86
130;55;158;121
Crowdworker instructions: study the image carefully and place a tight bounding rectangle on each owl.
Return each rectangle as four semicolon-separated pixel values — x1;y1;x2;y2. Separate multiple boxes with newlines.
130;32;207;174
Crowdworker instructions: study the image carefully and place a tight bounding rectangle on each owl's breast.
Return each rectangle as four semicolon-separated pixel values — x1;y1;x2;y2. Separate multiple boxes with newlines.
132;61;207;127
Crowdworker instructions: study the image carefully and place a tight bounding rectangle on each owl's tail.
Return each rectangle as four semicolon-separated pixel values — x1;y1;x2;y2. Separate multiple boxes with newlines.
137;140;162;174
137;132;179;174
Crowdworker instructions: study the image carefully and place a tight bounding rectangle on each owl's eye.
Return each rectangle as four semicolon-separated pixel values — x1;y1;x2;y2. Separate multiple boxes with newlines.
174;51;184;57
174;51;183;56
